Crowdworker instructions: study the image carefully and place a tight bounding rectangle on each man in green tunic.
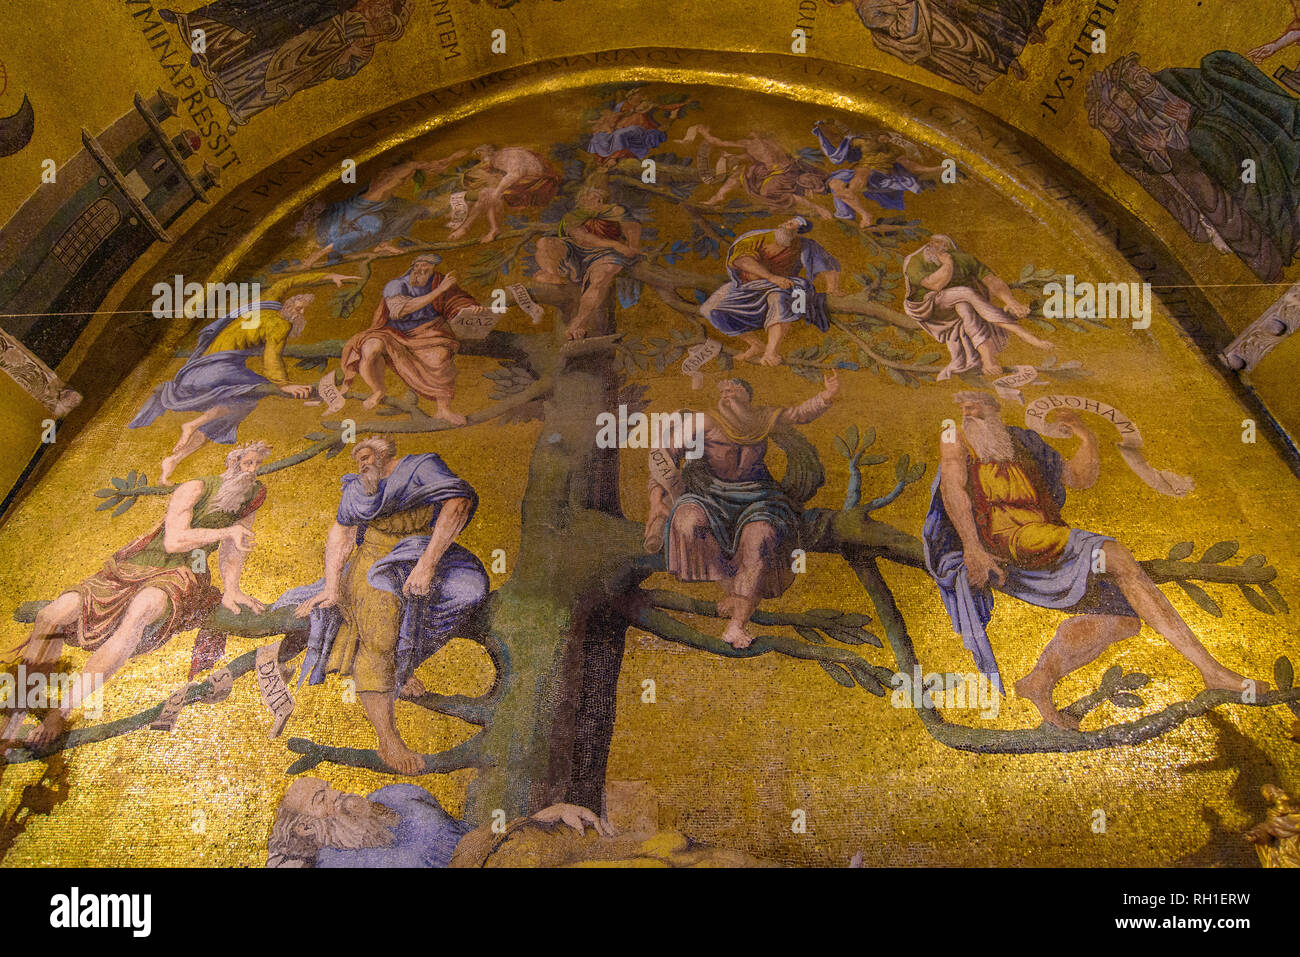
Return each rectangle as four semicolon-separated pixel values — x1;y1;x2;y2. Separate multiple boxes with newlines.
1;442;272;751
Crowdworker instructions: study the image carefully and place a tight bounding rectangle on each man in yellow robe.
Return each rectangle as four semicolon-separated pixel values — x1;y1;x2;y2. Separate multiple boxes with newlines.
130;271;357;482
926;391;1261;728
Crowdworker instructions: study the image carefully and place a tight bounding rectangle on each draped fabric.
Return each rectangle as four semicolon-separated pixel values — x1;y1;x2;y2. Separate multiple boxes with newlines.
922;428;1135;693
274;454;487;689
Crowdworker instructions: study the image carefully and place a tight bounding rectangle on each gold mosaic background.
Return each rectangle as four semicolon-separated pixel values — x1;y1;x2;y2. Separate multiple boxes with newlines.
0;1;1297;866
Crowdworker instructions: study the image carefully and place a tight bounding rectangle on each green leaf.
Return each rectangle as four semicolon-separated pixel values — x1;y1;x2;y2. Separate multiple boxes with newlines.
112;497;136;517
1101;664;1123;688
111;476;127;491
304;431;328;442
1237;584;1275;615
885;366;907;386
94;488;119;498
1199;541;1238;564
795;626;826;645
833;436;851;459
818;660;856;688
856;669;885;696
1110;692;1144;709
1174;580;1222;617
826;625;882;648
906;463;925;482
844;424;859;454
126;469;138;489
894;453;910;482
1116;672;1150;691
1242;553;1267;567
915;352;944;366
1260;582;1290;614
861;454;889;467
1167;541;1195;561
96;496;123;511
1274;656;1294;691
860;427;876;449
1019;264;1034;282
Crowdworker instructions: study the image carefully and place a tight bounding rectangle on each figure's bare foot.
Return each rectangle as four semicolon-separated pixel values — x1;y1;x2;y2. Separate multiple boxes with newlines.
980;364;1005;377
736;343;763;363
759;352;783;367
1202;669;1269;699
1014;671;1079;730
362;391;386;410
372;241;403;257
434;406;468;426
643;518;665;554
448;224;469;241
26;711;67;752
377;736;425;775
720;622;754;649
159;454;182;485
399;675;426;700
858;214;874;228
480;228;499;244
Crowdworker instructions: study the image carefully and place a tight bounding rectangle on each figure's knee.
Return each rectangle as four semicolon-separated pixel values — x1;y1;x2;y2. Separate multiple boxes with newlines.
535;236;564;261
123;588;168;630
34;593;79;633
738;522;779;559
673;506;712;540
360;337;386;360
1101;541;1141;580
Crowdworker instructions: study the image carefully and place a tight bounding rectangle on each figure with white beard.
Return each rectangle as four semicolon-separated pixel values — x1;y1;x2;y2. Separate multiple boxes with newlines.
283;436;488;774
924;392;1262;729
267;778;614;868
903;235;1055;380
1;442;272;752
643;373;840;649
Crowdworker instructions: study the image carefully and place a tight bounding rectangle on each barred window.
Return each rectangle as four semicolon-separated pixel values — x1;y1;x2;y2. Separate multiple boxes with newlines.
53;198;121;273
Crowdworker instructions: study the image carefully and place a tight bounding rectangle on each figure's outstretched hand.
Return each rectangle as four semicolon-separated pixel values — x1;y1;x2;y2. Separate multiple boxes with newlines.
531;803;617;838
821;369;841;399
221;590;265;615
294;588;338;619
281;384;313;399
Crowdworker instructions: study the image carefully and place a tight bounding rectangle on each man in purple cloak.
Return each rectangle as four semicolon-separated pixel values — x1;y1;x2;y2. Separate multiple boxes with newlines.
280;436;488;774
699;216;841;366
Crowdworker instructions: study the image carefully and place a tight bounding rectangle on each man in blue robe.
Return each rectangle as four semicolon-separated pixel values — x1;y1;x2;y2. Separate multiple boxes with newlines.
699;216;840;366
280;436;488;774
267;779;614;867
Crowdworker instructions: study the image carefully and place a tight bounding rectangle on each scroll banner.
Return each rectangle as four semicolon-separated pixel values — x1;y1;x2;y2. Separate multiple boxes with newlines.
507;282;544;323
648;447;683;497
447;191;469;229
993;368;1194;498
254;641;294;738
681;338;721;389
317;371;346;414
448;307;502;341
149;665;233;732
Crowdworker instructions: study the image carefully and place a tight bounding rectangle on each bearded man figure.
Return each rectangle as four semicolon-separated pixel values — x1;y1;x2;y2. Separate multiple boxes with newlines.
923;391;1263;729
283;436;488;774
267;778;613;867
644;372;840;649
1;442;271;752
339;254;494;424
